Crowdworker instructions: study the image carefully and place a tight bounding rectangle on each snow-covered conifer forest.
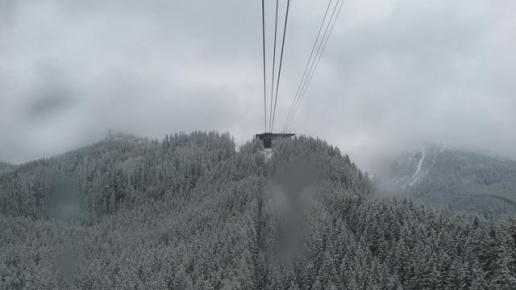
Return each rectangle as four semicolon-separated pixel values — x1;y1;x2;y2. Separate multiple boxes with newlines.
1;132;516;289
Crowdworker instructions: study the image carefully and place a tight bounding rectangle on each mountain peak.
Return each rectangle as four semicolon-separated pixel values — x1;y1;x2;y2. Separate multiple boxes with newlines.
377;146;516;216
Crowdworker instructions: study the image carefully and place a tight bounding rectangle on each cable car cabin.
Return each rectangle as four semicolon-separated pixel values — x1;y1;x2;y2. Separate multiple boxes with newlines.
256;133;295;149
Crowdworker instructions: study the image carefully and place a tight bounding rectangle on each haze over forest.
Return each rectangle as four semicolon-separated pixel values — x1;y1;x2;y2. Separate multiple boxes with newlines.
2;1;516;289
1;0;516;170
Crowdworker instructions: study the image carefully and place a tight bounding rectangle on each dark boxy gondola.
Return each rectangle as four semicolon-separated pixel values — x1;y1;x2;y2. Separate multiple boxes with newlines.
255;133;295;149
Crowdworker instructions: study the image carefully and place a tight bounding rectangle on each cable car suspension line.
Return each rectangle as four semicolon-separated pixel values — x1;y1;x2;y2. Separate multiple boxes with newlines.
284;0;333;131
259;0;340;148
298;0;343;105
257;0;294;148
261;0;268;132
284;0;343;131
269;0;279;132
270;0;291;132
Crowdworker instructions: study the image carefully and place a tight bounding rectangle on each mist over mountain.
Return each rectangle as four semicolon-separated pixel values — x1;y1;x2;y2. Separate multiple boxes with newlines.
1;133;516;289
2;0;516;288
376;145;516;217
2;0;516;167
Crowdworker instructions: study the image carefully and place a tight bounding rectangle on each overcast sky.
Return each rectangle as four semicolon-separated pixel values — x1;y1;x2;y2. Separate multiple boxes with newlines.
1;0;515;170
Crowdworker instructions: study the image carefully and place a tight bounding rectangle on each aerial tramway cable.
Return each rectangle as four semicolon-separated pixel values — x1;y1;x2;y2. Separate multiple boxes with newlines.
269;0;279;132
284;0;343;131
261;0;268;131
284;0;333;130
300;0;343;101
259;0;339;134
285;0;342;130
270;0;291;132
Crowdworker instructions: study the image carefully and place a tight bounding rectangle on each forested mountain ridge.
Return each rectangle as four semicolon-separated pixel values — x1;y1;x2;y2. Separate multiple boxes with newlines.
0;161;16;176
0;132;235;219
377;146;516;217
1;133;516;289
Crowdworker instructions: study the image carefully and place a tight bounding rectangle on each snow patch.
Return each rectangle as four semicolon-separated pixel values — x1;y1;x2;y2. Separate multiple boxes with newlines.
262;148;273;162
404;149;426;188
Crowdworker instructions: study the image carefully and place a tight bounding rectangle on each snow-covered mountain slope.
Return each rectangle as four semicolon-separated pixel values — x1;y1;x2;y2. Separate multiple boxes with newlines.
0;161;16;176
376;146;516;216
2;134;516;288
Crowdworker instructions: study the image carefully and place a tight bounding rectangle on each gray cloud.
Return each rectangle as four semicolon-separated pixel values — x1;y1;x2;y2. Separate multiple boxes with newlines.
1;0;515;171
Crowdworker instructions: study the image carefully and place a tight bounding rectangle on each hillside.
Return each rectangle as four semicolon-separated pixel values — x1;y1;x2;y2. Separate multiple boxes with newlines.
1;133;516;289
377;146;516;216
0;162;16;176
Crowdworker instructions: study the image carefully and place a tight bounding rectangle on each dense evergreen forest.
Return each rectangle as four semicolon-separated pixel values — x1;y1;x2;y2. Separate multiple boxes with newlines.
1;132;516;289
0;162;16;176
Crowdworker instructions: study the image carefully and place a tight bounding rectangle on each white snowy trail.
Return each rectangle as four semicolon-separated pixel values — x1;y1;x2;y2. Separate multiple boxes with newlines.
407;150;426;187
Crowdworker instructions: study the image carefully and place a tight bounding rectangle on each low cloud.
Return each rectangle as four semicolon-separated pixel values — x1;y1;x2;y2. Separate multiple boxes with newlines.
1;0;515;170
